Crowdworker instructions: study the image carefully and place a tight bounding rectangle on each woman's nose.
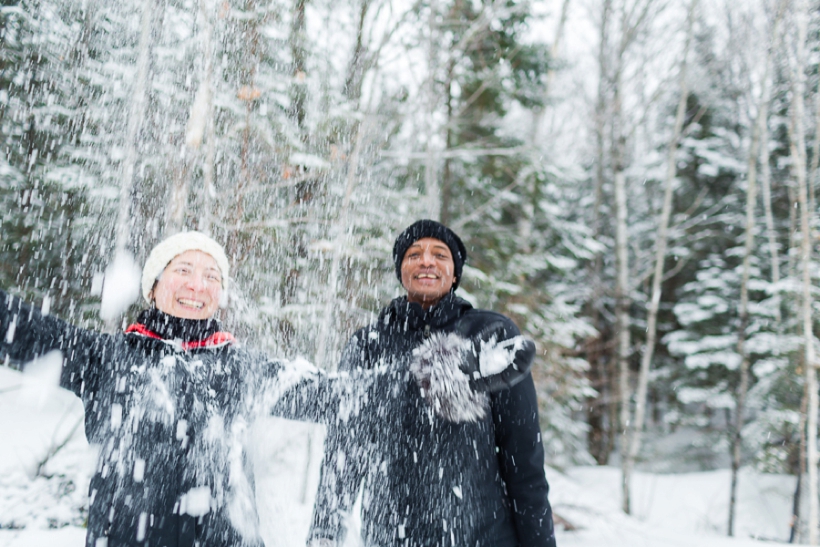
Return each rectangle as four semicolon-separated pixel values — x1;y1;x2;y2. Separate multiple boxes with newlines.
187;273;207;291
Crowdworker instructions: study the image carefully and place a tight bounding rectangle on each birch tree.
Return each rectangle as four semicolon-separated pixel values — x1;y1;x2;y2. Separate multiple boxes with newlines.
623;0;696;517
728;0;787;535
112;0;155;254
788;0;817;541
604;0;659;515
587;0;614;465
424;0;441;219
517;0;571;249
99;0;163;325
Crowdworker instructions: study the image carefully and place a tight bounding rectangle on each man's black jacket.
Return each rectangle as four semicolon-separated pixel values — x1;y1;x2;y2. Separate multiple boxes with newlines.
309;293;557;547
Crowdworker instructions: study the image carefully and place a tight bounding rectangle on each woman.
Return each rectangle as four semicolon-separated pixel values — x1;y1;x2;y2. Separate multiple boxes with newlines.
0;231;529;547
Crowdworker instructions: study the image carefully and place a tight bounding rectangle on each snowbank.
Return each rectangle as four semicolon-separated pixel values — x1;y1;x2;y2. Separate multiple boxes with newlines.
552;466;798;546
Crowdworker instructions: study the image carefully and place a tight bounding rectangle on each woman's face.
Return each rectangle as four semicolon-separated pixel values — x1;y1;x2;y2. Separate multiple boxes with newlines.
151;250;222;320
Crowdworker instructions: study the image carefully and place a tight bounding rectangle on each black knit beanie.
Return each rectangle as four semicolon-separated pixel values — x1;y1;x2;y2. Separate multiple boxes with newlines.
393;219;467;289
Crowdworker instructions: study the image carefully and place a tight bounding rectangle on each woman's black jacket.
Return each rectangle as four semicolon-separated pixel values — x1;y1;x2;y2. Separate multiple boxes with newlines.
0;290;344;547
308;293;557;547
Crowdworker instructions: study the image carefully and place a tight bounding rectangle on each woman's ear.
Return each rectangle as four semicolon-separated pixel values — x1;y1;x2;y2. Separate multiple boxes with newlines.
148;281;158;307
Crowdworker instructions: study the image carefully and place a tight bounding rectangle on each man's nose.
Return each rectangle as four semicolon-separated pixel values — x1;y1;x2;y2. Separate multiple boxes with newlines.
420;250;436;266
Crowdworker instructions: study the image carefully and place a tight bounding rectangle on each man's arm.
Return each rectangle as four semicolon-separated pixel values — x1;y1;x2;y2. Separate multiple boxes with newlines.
1;288;105;398
492;374;557;547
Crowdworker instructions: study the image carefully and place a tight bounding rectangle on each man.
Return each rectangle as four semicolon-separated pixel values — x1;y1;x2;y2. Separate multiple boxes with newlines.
308;220;557;547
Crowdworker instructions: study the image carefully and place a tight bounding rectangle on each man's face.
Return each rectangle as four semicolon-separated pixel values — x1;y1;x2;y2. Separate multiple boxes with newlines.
400;237;456;309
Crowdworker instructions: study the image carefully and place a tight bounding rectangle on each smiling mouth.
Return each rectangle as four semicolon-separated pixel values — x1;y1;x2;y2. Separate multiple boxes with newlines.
177;298;205;309
416;273;438;280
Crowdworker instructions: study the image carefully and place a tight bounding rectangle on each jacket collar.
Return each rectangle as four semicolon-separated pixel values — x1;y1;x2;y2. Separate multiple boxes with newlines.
125;309;236;351
381;292;472;332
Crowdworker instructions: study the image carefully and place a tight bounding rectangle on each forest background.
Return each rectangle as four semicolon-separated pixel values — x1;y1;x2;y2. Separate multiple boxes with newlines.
3;0;820;542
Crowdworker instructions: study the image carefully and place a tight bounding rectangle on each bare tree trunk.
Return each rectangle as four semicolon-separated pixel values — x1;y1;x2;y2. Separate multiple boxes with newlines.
285;0;312;505
614;0;660;515
343;0;370;103
729;0;787;535
762;0;787;318
540;0;571;107
789;0;817;541
313;118;367;372
223;0;260;326
761;107;780;323
625;0;695;513
171;0;216;235
788;182;799;280
441;58;455;227
290;0;307;136
516;0;571;250
113;0;158;254
300;122;366;504
811;86;820;217
424;0;441;220
611;4;633;515
199;0;216;233
614;13;630;518
792;380;809;543
101;0;161;330
729;73;759;541
587;0;612;466
614;166;632;514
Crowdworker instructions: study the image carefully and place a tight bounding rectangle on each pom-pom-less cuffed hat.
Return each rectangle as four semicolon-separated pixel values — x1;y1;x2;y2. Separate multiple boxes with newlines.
141;231;230;302
393;219;467;289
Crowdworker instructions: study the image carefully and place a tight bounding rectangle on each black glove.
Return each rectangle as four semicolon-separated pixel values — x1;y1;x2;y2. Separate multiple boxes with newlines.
463;321;536;393
409;326;536;423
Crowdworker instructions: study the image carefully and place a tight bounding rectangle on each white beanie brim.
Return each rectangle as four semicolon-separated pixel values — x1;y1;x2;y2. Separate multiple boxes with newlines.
141;231;230;302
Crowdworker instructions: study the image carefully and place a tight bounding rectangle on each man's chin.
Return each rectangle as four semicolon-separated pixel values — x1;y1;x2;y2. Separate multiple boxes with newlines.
408;291;448;306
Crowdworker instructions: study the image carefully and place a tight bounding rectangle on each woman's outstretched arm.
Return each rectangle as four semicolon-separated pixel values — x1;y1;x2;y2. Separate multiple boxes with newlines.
261;326;535;425
0;288;109;398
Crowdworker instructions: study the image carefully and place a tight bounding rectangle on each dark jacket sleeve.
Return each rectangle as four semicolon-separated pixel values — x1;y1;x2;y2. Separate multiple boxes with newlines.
265;356;382;426
492;373;556;547
0;288;107;399
307;330;372;545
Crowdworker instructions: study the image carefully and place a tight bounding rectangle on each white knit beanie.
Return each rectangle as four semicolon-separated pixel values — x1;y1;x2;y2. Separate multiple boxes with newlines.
141;231;230;303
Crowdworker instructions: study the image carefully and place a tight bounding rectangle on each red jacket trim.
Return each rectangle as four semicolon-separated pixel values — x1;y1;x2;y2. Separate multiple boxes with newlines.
124;323;236;351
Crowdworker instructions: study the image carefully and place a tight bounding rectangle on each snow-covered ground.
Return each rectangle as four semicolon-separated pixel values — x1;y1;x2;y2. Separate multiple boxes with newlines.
551;467;796;547
0;365;805;547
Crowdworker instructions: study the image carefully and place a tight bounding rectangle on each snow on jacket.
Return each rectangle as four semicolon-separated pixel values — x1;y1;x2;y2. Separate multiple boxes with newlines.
0;292;357;547
308;292;557;547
